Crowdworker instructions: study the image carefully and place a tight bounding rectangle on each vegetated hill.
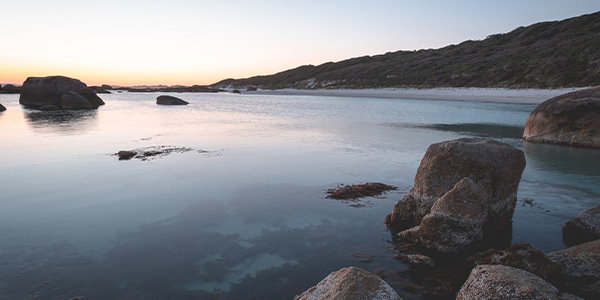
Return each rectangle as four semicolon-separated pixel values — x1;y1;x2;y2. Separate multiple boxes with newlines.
212;11;600;89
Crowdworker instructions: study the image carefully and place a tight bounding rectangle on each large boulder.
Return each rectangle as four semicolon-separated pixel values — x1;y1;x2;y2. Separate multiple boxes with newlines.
61;91;93;110
548;240;600;299
19;76;102;110
294;266;402;300
467;242;561;283
457;265;582;300
385;138;526;254
0;103;6;112
156;95;189;105
562;203;600;246
523;86;600;148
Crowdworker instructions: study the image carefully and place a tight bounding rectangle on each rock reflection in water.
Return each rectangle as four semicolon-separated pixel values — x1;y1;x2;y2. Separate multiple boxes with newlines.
23;109;98;134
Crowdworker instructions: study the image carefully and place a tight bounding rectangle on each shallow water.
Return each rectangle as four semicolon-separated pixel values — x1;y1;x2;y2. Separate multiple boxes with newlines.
0;92;598;299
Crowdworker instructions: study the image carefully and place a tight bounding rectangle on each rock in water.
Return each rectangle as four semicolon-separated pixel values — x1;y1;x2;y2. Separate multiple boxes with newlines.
523;86;600;148
294;266;402;300
0;103;5;112
78;87;105;108
548;239;600;299
562;203;600;246
0;84;20;94
385;138;526;254
61;91;93;110
156;95;189;105
457;265;581;300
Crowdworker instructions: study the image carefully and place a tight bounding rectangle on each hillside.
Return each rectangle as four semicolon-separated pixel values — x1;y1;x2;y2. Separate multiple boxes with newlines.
212;11;600;90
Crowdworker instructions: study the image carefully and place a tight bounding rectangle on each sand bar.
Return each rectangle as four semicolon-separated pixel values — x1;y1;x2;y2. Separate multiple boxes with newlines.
246;87;586;104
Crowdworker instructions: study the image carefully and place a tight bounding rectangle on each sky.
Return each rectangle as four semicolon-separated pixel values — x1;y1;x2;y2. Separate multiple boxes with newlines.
1;0;599;86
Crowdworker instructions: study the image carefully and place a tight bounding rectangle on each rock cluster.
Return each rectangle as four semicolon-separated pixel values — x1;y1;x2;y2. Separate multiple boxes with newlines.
385;138;526;254
19;76;104;110
294;267;402;300
523;86;600;148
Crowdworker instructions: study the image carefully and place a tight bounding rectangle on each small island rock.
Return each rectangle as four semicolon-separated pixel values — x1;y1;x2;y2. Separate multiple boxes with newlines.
156;95;189;105
457;265;582;300
562;203;600;246
294;266;402;300
0;84;21;94
523;86;600;148
19;76;103;110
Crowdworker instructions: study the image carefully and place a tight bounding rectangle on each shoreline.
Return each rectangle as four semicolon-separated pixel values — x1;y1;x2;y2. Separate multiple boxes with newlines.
243;87;585;104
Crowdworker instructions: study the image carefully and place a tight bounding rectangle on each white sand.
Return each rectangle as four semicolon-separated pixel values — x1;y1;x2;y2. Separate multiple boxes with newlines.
245;87;585;104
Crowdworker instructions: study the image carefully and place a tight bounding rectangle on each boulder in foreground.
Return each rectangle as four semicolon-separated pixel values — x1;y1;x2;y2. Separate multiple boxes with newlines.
457;264;582;300
523;86;600;148
294;266;401;300
19;76;104;110
385;138;526;254
562;203;600;246
156;95;189;105
548;239;600;299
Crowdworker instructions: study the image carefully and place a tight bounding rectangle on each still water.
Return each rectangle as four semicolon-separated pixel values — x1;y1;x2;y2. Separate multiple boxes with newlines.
0;92;598;299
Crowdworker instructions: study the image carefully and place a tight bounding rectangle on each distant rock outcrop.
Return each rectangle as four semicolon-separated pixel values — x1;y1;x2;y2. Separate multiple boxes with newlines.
523;86;600;148
19;76;104;110
156;95;189;105
294;267;402;300
0;84;21;94
562;203;600;246
385;138;526;255
457;265;582;300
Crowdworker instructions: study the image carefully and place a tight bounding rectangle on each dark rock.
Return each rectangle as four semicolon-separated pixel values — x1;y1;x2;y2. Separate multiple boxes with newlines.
0;84;20;94
101;84;113;90
0;103;5;112
562;203;600;246
467;242;561;282
88;86;111;94
385;138;526;254
19;76;92;109
398;177;488;254
38;105;60;111
457;265;581;300
156;95;189;105
232;89;241;94
78;87;105;108
246;86;257;92
294;266;402;300
327;182;396;200
61;92;93;110
523;86;600;148
548;239;600;299
117;150;137;160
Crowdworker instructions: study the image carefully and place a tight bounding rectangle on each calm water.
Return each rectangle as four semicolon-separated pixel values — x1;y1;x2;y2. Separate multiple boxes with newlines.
0;92;598;299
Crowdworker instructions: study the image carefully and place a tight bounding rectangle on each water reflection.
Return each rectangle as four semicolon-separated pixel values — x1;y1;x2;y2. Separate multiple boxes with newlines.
23;109;98;134
523;141;600;177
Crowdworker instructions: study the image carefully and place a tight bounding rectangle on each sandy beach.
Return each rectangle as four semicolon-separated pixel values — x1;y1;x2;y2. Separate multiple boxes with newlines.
246;87;585;104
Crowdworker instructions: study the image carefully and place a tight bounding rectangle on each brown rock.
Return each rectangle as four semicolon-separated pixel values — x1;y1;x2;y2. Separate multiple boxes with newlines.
467;242;561;282
294;266;402;300
61;92;93;110
78;87;105;108
523;86;600;148
19;76;87;109
398;177;488;254
156;95;189;105
548;239;600;298
562;203;600;246
394;253;435;267
457;265;580;300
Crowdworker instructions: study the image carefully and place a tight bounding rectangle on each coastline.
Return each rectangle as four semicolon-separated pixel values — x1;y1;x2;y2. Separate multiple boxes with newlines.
243;87;586;104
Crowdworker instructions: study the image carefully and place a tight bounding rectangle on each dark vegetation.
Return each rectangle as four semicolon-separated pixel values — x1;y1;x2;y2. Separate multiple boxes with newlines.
212;12;600;90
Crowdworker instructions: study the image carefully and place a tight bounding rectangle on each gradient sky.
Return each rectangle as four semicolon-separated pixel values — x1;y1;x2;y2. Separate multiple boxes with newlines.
1;0;599;86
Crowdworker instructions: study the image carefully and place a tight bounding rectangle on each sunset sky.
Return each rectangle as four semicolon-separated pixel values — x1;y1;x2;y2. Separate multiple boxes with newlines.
1;1;599;86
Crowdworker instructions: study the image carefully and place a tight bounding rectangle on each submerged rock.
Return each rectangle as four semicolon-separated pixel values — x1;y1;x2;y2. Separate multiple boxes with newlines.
385;138;526;254
116;146;193;161
19;76;102;110
548;239;600;299
326;182;396;200
523;86;600;148
156;95;189;105
457;265;581;300
294;266;402;300
562;203;600;246
467;242;561;282
394;253;435;267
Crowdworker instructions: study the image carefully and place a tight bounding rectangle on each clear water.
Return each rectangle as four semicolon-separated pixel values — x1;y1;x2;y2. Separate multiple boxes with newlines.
0;92;598;299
